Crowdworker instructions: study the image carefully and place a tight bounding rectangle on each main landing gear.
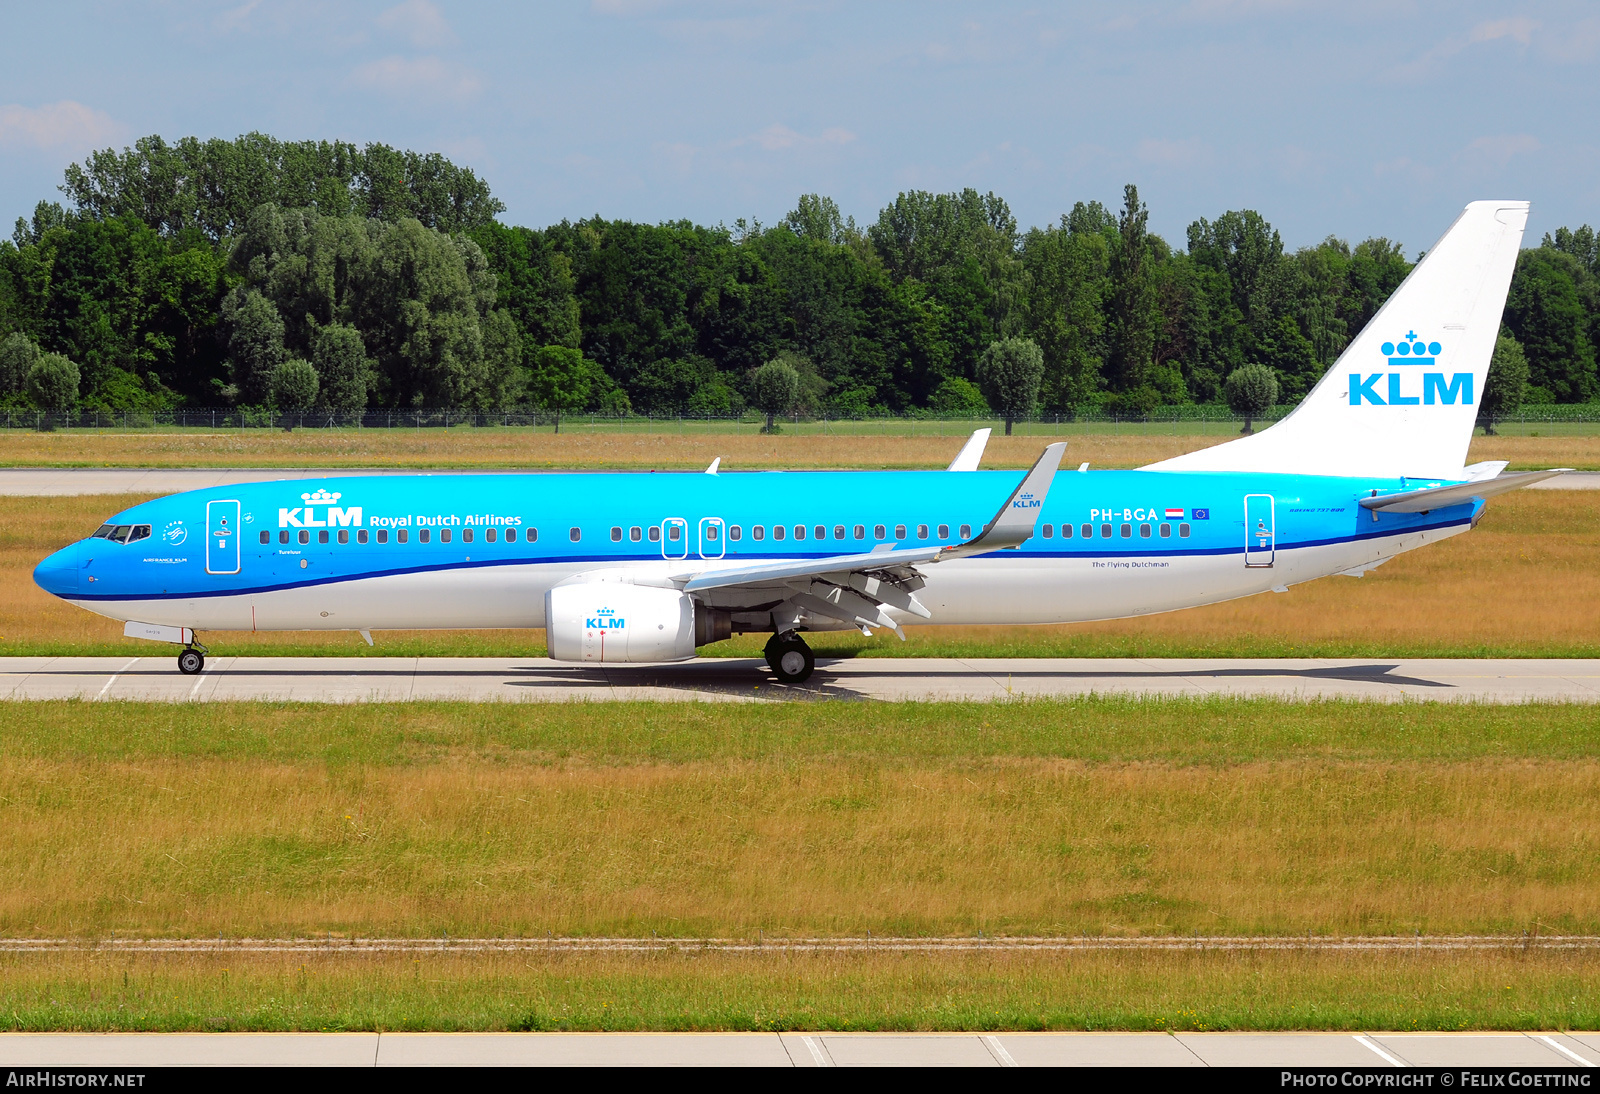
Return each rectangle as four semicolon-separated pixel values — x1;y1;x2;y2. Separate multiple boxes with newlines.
764;632;814;685
177;639;209;676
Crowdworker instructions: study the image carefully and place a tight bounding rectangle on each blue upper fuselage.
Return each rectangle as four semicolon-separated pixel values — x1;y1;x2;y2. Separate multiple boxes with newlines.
33;469;1482;602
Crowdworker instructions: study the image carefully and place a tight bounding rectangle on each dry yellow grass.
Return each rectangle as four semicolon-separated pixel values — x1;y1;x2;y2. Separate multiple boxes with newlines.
1;427;1596;469
6;948;1600;1030
5;755;1599;938
3;489;1594;656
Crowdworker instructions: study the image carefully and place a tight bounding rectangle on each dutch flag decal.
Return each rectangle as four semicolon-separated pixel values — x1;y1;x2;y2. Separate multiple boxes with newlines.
1164;508;1184;519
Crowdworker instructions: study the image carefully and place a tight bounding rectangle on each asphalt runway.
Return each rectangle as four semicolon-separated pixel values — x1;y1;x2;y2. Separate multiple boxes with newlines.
2;655;1597;702
2;467;1598;494
2;1030;1596;1067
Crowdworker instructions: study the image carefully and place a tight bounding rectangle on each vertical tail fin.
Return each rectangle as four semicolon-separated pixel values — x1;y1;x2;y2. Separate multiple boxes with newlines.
1145;200;1529;480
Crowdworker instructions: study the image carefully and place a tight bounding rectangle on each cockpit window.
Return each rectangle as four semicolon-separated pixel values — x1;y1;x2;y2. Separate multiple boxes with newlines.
109;525;133;543
127;525;151;543
91;524;115;539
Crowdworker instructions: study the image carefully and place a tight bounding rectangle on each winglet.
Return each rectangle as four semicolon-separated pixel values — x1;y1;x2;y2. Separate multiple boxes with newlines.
945;441;1067;557
946;428;991;471
705;457;721;475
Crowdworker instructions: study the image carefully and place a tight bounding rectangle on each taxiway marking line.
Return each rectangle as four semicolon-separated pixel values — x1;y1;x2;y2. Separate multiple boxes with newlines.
1355;1035;1406;1067
982;1035;1018;1067
1539;1035;1595;1066
96;658;140;700
801;1036;829;1067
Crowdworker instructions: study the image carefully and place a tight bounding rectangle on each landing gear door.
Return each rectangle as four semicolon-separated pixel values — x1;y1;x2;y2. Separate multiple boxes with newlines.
698;517;725;560
206;499;241;574
661;517;688;560
1244;494;1275;568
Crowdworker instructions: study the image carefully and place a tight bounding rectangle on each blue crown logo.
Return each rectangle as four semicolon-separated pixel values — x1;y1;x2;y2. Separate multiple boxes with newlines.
1380;331;1441;367
597;607;615;616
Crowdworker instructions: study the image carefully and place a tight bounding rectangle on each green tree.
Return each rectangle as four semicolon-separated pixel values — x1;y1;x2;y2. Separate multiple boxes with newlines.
975;337;1043;435
1480;331;1530;434
312;324;373;412
784;194;857;245
268;358;319;412
225;290;287;405
1224;363;1278;434
1105;185;1171;409
748;357;801;433
0;332;40;398
1504;249;1598;403
930;376;989;416
526;345;602;432
26;352;80;413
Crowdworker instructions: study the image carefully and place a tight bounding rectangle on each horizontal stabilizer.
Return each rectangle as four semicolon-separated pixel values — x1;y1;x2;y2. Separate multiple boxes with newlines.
1359;469;1571;513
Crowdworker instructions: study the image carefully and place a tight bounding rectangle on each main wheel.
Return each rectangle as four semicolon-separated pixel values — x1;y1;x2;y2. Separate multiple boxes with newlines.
177;649;204;675
764;634;814;684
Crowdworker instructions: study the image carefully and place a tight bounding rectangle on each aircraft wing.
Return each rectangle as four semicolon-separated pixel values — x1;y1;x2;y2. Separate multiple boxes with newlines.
1359;468;1570;513
673;442;1067;635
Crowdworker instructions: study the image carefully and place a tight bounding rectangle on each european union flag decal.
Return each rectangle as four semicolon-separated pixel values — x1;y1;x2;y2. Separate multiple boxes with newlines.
1191;508;1210;520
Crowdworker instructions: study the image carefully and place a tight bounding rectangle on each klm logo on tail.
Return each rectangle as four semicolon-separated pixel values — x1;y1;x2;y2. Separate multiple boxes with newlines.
1349;332;1473;407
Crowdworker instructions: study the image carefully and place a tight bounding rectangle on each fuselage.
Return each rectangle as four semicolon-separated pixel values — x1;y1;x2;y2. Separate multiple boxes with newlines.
33;468;1481;634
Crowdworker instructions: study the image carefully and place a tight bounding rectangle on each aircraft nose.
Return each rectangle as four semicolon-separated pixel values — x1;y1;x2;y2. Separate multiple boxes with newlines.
33;542;82;597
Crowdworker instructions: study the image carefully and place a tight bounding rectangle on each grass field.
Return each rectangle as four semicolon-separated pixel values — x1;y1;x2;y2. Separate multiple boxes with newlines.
3;697;1600;1030
2;424;1598;469
4;488;1595;657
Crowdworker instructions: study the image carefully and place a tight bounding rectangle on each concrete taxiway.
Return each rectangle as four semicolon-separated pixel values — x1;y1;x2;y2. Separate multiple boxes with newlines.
1;467;1597;495
2;1030;1597;1067
1;656;1596;702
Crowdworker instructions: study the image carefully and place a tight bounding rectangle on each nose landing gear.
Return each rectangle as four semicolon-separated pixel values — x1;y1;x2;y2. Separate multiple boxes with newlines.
764;632;814;684
177;639;209;676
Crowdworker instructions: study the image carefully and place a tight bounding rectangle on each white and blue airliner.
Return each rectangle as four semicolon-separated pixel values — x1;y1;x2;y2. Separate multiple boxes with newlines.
34;201;1562;683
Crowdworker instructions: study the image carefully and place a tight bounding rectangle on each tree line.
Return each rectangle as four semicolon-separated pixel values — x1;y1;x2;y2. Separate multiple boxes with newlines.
0;132;1595;423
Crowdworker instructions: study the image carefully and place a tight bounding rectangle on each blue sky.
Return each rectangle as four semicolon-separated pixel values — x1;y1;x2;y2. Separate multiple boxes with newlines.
2;1;1595;253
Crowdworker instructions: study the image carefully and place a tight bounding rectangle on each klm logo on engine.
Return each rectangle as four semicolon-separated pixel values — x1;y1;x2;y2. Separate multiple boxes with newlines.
279;488;363;529
586;607;625;630
1348;331;1473;407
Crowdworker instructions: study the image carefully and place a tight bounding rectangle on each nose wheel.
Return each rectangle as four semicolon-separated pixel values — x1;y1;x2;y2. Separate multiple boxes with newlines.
764;632;814;684
177;642;208;676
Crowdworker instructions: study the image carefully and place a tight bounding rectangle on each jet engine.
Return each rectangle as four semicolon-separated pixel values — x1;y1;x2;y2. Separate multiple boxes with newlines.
545;583;698;663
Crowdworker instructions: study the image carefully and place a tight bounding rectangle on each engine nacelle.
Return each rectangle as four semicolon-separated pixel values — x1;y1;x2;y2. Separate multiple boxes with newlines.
545;583;697;663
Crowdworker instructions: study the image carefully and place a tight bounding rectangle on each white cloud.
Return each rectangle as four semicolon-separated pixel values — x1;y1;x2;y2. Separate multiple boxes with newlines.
0;101;119;150
1393;16;1539;79
1137;137;1212;168
744;124;856;152
352;55;483;101
377;0;456;47
1460;133;1541;168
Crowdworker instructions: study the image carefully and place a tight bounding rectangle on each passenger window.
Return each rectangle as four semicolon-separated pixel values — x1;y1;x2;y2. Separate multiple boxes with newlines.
441;529;452;544
397;530;408;544
298;530;310;545
874;524;886;540
1100;524;1111;538
504;528;516;542
377;530;388;544
610;527;622;542
1062;524;1073;539
752;526;764;541
1082;524;1093;539
129;525;151;542
959;524;971;539
853;525;865;539
1120;524;1131;538
814;525;825;540
1159;523;1170;538
317;530;329;544
260;530;270;544
729;526;741;541
526;528;537;542
917;524;928;539
462;529;473;543
707;524;720;541
794;526;806;540
648;526;661;542
667;525;679;541
1179;523;1191;538
1140;523;1151;538
895;524;906;539
833;525;845;540
338;529;349;544
630;526;642;542
1041;524;1053;538
485;528;496;543
773;525;785;541
937;524;949;539
419;529;430;544
570;527;581;542
358;530;369;544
